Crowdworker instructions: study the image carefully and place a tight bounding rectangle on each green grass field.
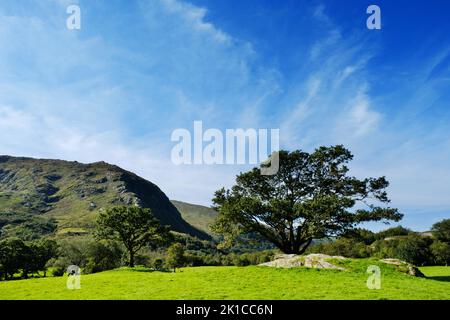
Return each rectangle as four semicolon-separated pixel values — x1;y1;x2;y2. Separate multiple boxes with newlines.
0;259;449;300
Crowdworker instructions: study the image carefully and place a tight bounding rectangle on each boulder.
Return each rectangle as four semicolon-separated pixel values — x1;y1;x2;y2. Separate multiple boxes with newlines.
259;253;346;270
380;258;425;277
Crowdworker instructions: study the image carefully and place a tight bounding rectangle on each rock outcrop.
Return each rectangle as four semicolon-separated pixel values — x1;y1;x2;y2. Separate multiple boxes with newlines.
259;254;426;277
380;258;425;277
259;253;346;270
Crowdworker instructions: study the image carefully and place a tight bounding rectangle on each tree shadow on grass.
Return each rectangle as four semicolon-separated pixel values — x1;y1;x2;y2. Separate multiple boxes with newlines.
425;276;450;282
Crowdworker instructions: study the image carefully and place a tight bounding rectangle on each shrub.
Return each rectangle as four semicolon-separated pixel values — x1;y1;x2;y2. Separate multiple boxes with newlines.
431;219;450;243
51;238;124;275
394;235;433;266
341;228;377;245
307;238;370;258
166;243;186;272
152;258;165;271
84;240;124;273
370;239;399;259
430;240;450;266
56;238;90;267
376;226;413;240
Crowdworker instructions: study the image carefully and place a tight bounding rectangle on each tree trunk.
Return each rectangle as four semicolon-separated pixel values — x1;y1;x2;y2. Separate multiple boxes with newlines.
279;237;313;255
129;251;135;267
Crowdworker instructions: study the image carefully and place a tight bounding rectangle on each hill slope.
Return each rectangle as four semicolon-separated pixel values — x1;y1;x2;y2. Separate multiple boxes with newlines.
171;200;218;234
0;155;209;239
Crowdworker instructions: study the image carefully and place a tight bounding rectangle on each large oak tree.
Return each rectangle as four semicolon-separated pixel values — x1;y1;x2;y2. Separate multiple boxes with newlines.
211;146;402;254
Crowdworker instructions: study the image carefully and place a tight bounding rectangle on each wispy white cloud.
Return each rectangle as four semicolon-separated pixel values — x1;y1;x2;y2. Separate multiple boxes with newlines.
336;91;381;137
159;0;231;44
0;0;275;205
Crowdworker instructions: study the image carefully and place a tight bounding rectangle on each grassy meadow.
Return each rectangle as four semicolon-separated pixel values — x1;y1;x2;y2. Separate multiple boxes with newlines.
0;259;448;300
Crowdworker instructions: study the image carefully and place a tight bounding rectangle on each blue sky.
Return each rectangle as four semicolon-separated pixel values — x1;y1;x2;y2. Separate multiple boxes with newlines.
0;0;449;231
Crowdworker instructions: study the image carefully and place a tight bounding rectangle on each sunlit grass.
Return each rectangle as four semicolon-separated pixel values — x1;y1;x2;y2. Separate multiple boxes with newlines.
0;260;449;300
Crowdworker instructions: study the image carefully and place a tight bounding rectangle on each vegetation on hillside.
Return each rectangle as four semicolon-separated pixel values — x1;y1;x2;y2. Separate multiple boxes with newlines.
307;221;450;266
0;156;208;239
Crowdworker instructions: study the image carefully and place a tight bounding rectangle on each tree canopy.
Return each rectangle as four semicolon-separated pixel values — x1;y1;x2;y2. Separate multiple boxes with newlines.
96;206;172;267
431;219;450;243
166;243;186;272
211;146;402;254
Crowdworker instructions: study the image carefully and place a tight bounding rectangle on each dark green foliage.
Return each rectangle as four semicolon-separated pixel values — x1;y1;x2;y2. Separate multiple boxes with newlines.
56;238;90;267
84;240;124;273
228;233;275;252
339;226;413;246
228;251;274;266
307;238;371;258
212;146;402;254
340;228;377;245
0;238;57;280
375;226;413;239
306;220;450;266
152;258;165;271
166;243;186;272
431;219;450;243
0;213;57;240
0;238;28;280
370;235;435;266
395;235;433;266
51;265;66;277
183;250;275;267
96;206;172;267
184;252;224;266
49;238;124;275
430;240;450;266
24;239;58;277
370;238;400;259
133;254;152;267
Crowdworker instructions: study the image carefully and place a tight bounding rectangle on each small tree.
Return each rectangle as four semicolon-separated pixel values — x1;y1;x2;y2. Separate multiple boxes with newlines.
29;239;58;277
395;235;433;266
430;240;450;266
84;240;124;274
96;206;172;267
166;243;185;272
431;219;450;243
0;238;28;280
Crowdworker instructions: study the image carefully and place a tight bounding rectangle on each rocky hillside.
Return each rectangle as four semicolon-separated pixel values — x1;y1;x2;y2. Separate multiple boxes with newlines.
0;156;209;240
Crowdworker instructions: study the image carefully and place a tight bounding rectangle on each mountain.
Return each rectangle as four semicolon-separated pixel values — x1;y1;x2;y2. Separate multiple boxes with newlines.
0;155;209;240
171;200;218;235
